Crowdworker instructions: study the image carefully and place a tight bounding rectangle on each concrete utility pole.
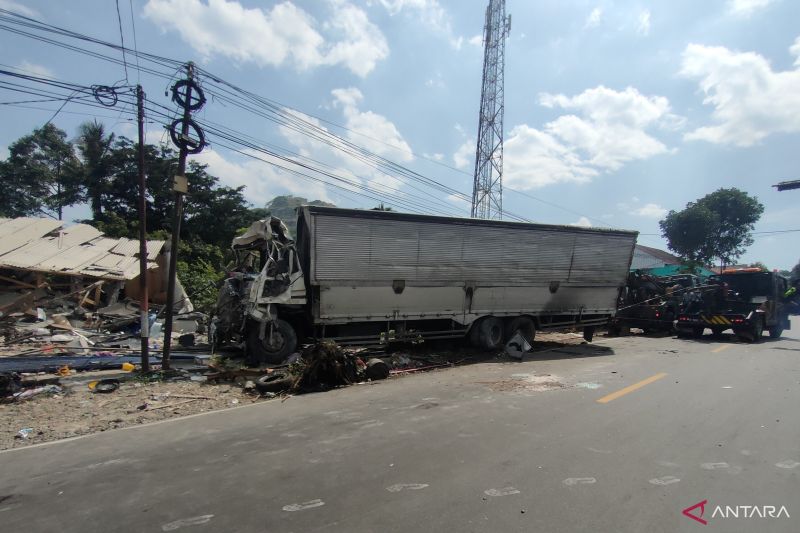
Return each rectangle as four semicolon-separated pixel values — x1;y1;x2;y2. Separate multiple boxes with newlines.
162;62;205;368
471;0;511;220
136;84;150;373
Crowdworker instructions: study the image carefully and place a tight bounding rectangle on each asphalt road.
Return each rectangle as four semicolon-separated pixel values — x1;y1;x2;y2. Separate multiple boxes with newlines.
2;324;799;532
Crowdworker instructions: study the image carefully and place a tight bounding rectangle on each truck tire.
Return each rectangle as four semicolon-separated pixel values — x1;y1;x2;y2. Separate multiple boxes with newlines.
505;316;535;346
768;325;784;339
692;326;704;338
751;318;764;343
246;319;297;365
255;371;294;394
476;317;504;351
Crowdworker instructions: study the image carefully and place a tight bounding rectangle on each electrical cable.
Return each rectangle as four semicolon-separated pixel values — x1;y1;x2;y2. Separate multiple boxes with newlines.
128;0;141;84
114;0;129;84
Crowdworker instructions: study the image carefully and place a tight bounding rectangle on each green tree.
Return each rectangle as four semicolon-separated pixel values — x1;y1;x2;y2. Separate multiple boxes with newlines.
659;188;764;267
75;121;115;220
1;124;81;218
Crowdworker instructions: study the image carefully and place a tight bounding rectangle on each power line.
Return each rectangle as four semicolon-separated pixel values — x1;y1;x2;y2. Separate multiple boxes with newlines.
113;0;129;83
128;0;140;84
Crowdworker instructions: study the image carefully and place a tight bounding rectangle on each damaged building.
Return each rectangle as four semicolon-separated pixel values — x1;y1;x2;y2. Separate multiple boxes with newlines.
0;217;192;317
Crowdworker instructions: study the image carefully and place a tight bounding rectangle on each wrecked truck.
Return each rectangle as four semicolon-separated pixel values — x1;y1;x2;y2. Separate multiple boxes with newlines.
211;207;638;364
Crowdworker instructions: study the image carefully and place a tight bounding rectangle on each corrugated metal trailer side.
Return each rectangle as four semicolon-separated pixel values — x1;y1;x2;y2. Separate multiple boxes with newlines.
298;207;637;326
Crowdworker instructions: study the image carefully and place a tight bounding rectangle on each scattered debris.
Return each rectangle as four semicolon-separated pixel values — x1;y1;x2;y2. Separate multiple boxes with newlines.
365;358;390;380
15;427;33;439
504;332;532;360
92;379;120;394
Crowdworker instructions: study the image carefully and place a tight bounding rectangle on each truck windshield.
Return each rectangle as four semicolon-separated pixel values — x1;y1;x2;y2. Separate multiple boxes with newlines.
718;272;773;298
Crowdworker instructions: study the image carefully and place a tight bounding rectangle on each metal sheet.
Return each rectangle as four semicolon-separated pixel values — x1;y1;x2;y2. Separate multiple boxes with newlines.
0;217;165;280
57;224;103;247
311;212;636;286
110;239;140;257
146;240;165;260
0;218;64;255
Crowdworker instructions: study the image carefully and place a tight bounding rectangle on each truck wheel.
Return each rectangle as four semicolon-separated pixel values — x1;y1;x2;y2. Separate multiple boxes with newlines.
246;319;297;365
751;319;764;343
476;317;504;351
255;371;295;394
505;317;535;346
768;325;784;339
692;326;704;338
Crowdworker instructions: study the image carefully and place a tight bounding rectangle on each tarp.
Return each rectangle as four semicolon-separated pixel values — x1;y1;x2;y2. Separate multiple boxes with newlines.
641;264;715;280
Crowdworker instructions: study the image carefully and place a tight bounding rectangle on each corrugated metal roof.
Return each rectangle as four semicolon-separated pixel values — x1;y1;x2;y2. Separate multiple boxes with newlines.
111;239;139;257
0;218;64;255
146;240;165;260
0;218;165;280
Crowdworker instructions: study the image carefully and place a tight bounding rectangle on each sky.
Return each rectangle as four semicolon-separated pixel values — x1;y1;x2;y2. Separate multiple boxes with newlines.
0;0;798;269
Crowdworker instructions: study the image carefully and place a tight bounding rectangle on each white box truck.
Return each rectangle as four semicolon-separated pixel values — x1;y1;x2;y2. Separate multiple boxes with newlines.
212;206;637;364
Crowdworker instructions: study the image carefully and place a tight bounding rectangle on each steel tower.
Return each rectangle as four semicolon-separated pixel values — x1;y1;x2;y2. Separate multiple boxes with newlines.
471;0;511;220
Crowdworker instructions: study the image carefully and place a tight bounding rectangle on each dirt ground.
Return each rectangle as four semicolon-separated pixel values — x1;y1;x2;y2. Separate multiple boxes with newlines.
0;378;267;450
1;331;602;451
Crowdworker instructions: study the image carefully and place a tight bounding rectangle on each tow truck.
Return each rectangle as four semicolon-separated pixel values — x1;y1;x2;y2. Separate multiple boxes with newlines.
676;268;790;342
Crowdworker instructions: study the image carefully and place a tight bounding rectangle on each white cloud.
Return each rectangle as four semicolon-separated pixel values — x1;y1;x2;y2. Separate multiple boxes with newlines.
143;0;388;77
584;7;602;29
680;39;800;146
331;87;413;162
503;85;679;189
504;125;597;189
728;0;776;16
192;147;331;204
452;138;474;170
376;0;462;49
504;86;678;190
424;152;444;161
791;36;800;67
636;9;651;36
632;203;667;218
14;60;54;79
190;88;415;206
0;0;37;17
468;34;483;47
446;193;470;206
571;217;593;227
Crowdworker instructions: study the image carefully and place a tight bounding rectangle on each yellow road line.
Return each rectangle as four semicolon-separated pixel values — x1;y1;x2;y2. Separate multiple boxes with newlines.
596;373;668;404
712;344;732;353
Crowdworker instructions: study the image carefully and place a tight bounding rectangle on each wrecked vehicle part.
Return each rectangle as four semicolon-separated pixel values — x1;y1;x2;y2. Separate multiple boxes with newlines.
365;358;390;380
295;341;359;391
254;372;295;394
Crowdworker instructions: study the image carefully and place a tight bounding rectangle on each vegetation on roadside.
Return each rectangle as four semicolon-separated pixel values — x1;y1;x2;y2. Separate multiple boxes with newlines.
659;188;764;269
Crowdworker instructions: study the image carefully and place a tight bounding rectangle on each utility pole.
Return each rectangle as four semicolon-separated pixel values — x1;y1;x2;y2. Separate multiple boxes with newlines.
136;85;150;373
162;62;206;369
471;0;511;220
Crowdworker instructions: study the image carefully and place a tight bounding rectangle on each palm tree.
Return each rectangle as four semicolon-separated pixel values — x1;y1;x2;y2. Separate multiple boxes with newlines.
76;121;115;220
